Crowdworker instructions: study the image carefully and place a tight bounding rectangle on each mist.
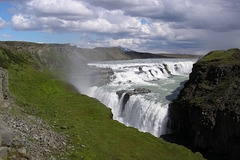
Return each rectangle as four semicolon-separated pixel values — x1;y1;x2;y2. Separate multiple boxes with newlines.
65;46;126;95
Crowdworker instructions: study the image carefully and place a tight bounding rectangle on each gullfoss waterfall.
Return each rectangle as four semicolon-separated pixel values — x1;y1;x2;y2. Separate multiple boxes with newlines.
86;59;195;137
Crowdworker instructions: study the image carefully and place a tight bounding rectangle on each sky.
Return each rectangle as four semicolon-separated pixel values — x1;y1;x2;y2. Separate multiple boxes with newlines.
0;0;239;54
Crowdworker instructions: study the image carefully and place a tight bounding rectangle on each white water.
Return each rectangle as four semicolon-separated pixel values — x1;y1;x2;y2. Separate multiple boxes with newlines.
86;58;195;137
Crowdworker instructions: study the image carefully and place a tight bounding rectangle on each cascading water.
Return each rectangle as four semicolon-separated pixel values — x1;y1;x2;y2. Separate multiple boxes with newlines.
86;58;196;137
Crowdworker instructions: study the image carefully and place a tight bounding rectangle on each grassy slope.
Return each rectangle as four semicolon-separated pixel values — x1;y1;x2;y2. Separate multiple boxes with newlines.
199;48;240;63
0;46;204;160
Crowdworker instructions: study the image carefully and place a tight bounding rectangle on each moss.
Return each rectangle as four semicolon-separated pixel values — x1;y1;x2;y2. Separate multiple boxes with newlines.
198;83;213;91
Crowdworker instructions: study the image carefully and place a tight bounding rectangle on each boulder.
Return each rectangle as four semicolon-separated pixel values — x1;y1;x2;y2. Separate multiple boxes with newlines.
0;147;8;159
0;123;14;147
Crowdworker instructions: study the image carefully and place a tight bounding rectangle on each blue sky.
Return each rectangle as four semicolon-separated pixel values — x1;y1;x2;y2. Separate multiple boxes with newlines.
0;1;80;43
0;0;240;54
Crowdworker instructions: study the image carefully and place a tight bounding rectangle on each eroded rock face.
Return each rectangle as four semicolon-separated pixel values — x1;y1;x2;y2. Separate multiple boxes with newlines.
0;68;8;101
167;49;240;160
0;68;11;109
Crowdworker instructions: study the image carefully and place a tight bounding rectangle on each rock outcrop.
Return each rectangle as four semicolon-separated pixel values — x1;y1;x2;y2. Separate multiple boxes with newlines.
116;88;151;112
167;48;240;160
0;68;10;108
116;88;151;98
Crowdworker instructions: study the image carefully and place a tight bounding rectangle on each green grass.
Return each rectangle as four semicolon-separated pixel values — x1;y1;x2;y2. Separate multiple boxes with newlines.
199;48;240;63
0;45;205;160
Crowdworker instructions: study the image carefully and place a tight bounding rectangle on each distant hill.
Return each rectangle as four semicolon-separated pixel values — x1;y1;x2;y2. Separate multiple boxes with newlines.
125;51;200;59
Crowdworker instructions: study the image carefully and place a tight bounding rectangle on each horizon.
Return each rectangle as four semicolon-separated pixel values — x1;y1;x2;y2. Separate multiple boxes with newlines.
0;0;240;55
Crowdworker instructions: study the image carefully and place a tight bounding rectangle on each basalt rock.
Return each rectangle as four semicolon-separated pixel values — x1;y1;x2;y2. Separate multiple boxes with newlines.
167;48;240;160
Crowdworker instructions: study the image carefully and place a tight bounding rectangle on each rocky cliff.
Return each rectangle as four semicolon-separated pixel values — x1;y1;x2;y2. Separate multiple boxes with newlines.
167;48;240;160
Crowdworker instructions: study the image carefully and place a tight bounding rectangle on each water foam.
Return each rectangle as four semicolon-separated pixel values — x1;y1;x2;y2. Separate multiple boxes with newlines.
86;59;195;137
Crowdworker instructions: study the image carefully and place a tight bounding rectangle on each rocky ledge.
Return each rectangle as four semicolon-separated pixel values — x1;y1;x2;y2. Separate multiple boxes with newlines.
116;88;151;112
116;88;151;98
166;48;240;160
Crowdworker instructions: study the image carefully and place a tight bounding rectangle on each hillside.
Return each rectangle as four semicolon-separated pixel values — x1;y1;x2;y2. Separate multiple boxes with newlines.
0;41;204;159
125;51;199;59
167;48;240;160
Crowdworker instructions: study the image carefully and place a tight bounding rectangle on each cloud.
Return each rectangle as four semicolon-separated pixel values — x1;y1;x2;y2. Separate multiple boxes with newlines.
86;0;240;32
1;34;13;38
74;37;150;51
23;0;96;20
11;0;240;33
0;17;7;28
6;0;240;54
12;14;41;31
11;2;174;39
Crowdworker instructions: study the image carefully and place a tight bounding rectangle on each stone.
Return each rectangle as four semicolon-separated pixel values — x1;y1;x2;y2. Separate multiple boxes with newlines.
0;124;14;147
116;88;151;98
60;126;67;129
133;88;151;94
81;144;85;148
18;147;27;155
10;155;17;160
0;147;8;159
0;68;9;102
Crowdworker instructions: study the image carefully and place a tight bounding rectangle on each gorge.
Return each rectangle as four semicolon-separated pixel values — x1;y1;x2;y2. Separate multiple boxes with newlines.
1;41;239;160
0;41;203;159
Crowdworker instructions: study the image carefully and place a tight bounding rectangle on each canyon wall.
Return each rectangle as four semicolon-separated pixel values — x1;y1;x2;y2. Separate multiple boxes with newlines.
168;48;240;160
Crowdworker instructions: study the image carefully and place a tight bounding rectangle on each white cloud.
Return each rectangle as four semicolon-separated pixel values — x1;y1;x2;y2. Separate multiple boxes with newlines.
7;0;240;54
1;34;13;38
74;37;150;52
88;0;240;32
24;0;95;20
12;14;39;30
0;17;7;29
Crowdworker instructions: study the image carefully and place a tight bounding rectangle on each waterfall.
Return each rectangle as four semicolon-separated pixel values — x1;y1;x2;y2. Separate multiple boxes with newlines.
86;59;195;137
